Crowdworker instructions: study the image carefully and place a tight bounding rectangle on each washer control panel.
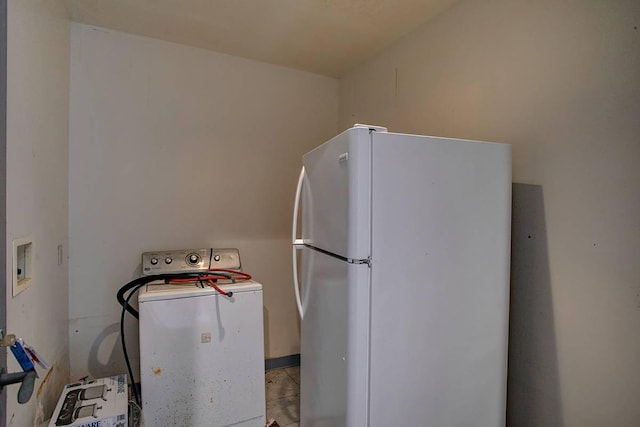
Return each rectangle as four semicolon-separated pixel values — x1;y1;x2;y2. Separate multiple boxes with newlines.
141;248;241;275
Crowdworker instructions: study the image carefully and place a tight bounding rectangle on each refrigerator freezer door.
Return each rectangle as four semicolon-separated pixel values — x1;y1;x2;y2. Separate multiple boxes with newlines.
301;126;372;260
299;246;370;427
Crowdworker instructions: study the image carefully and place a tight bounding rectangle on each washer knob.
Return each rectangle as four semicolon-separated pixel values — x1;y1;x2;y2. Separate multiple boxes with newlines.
164;257;173;264
150;257;158;265
188;253;200;264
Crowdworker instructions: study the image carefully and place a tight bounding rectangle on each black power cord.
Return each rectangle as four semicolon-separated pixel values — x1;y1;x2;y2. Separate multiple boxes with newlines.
119;281;145;405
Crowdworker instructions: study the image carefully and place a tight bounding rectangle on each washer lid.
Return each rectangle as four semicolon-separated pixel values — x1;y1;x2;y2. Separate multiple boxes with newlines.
138;280;262;303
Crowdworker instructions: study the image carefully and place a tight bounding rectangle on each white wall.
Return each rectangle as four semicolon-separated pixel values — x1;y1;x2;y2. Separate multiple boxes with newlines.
5;0;70;425
340;0;640;426
68;23;338;381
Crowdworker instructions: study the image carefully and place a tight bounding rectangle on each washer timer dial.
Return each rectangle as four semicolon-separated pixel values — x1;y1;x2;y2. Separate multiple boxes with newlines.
187;253;201;266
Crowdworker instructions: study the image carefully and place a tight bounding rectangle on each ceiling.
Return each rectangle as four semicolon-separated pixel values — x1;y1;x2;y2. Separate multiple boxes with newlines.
62;0;459;77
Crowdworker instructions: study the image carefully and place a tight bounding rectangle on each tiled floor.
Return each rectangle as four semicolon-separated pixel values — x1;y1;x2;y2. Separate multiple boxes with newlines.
265;366;300;427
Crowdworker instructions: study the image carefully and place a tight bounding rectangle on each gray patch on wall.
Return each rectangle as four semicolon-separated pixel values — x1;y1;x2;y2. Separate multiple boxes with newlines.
507;183;563;426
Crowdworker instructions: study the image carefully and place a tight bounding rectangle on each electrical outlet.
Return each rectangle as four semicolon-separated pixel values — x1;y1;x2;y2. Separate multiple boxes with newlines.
13;237;33;296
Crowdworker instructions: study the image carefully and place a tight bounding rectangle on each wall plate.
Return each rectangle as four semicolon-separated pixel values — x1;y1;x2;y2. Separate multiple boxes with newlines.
13;237;33;296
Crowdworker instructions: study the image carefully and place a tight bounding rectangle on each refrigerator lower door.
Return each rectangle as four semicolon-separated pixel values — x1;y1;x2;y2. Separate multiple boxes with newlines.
300;246;370;427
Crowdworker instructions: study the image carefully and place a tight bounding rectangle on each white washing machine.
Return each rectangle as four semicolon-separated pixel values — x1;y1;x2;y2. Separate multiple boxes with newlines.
138;248;265;427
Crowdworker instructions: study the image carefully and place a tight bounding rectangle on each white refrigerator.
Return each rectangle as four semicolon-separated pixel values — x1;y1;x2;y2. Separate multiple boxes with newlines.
292;125;512;426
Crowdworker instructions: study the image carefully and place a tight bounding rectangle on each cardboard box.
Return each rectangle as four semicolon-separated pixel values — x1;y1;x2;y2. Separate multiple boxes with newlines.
49;375;128;427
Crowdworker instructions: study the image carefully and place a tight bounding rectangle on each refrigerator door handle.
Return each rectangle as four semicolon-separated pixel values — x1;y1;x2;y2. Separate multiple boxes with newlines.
292;167;305;318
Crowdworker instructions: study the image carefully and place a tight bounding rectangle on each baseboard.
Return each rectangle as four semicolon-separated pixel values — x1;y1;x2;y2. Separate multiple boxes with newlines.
265;354;300;371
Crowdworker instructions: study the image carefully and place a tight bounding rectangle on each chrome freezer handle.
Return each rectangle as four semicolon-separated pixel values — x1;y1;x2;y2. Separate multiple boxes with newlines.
292;167;305;319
